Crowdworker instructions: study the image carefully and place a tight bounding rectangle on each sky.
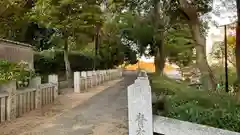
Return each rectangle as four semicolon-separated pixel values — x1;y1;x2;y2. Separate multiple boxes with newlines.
206;0;236;55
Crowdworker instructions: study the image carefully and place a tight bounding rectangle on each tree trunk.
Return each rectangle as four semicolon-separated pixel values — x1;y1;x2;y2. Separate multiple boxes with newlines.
63;38;72;88
235;0;240;86
152;0;166;75
154;42;166;75
189;22;216;90
154;47;161;73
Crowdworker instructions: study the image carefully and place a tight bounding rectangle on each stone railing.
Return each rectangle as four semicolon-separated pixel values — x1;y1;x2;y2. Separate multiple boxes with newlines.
0;74;58;123
127;70;240;135
74;69;123;93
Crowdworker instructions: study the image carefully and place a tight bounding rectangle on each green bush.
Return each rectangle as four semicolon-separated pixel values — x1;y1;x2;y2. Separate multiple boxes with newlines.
0;60;36;88
211;65;237;86
34;50;106;75
150;74;240;132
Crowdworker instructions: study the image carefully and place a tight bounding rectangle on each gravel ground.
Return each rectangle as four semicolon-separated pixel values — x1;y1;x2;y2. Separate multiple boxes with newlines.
18;75;136;135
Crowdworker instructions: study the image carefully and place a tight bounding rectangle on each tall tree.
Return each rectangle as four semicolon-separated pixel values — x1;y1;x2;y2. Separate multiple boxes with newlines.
166;23;195;73
169;0;216;90
29;0;103;87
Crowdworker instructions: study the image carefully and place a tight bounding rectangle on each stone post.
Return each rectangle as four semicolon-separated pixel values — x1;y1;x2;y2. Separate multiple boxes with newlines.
128;76;153;135
87;71;93;88
92;71;97;86
113;70;115;79
98;71;102;84
1;81;17;121
96;70;100;85
48;74;58;99
109;70;112;80
81;71;87;89
29;77;41;109
74;72;81;93
119;68;123;77
106;70;110;81
101;70;105;83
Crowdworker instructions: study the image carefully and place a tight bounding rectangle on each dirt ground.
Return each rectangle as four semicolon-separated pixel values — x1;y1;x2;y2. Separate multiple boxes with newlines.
0;78;124;135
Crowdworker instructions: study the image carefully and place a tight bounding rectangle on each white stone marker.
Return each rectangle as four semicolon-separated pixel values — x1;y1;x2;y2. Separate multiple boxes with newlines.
100;70;103;83
74;72;81;93
48;74;59;99
128;77;153;135
81;71;87;77
87;71;92;76
81;71;87;89
92;71;97;86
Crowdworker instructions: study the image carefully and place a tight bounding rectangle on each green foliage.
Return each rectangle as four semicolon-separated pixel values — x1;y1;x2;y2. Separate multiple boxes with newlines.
150;74;240;132
98;14;138;67
34;49;132;75
118;12;154;55
0;0;34;41
211;65;237;91
0;60;36;88
211;39;236;67
166;24;195;67
34;51;100;75
29;0;103;40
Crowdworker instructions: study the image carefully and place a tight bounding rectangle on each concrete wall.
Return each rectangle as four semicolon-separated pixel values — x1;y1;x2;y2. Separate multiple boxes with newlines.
0;39;34;69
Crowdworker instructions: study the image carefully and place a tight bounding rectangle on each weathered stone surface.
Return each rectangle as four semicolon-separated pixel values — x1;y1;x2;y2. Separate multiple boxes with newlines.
74;72;81;93
0;39;34;69
29;77;41;109
1;81;17;120
48;74;59;99
128;77;153;135
153;115;240;135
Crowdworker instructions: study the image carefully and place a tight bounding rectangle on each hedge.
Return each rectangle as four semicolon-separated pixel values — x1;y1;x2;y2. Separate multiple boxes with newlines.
150;74;240;132
34;50;108;75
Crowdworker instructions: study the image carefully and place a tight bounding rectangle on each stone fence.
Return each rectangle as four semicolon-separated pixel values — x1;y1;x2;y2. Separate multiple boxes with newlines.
127;70;240;135
74;69;123;93
0;74;58;123
0;68;122;123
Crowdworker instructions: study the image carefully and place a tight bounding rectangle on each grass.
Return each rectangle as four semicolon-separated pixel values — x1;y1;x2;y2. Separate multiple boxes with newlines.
211;65;237;87
150;73;240;132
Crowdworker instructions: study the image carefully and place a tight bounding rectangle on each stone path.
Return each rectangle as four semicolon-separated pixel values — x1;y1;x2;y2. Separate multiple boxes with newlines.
20;75;136;135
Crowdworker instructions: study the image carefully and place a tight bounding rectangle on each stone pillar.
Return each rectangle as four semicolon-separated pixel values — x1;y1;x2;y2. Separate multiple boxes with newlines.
107;70;111;80
128;77;153;135
48;74;58;99
103;70;106;82
87;71;93;88
96;70;100;85
119;68;123;77
109;70;112;80
92;71;97;86
81;71;87;89
100;70;104;83
1;81;17;121
74;72;81;93
106;70;108;81
29;77;41;109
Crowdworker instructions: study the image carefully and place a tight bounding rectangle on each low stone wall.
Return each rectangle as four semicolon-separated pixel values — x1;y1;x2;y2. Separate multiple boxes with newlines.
0;74;58;123
0;38;34;69
74;69;123;93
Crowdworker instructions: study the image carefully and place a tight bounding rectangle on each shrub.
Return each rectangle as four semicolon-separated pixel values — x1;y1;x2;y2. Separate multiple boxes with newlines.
34;50;107;75
150;74;240;132
0;60;36;88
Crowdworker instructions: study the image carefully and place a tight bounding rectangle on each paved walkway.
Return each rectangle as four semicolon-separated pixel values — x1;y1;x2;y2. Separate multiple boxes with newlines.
21;75;136;135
